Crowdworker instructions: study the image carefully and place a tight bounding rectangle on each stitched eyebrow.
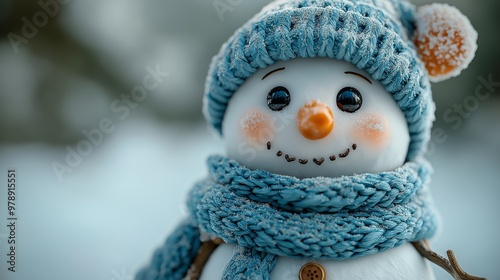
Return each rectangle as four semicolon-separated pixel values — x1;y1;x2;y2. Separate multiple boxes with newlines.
344;71;372;85
262;67;286;80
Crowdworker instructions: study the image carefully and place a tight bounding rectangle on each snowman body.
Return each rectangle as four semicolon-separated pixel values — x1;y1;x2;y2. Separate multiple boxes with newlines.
197;58;435;279
201;243;435;280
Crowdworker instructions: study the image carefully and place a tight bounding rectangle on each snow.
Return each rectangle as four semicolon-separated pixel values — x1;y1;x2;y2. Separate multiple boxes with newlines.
0;115;497;280
240;110;267;130
356;115;386;133
0;119;223;280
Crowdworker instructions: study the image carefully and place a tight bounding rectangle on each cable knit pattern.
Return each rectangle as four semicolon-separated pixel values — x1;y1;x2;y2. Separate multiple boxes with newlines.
176;155;440;278
135;221;201;280
207;155;431;213
222;246;278;280
136;155;438;279
203;0;435;161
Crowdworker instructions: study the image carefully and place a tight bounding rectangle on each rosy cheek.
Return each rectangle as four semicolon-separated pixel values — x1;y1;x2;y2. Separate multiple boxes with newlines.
240;109;273;145
353;114;391;148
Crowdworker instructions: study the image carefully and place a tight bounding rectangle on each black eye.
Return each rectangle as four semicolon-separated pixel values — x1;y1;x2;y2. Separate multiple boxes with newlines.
267;86;291;111
336;87;362;113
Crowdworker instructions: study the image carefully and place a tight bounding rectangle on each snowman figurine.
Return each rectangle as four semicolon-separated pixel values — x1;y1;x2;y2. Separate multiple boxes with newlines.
137;1;483;279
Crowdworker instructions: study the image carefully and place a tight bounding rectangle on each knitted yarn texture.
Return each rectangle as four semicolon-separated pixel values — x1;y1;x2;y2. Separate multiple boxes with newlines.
135;155;439;279
135;220;201;280
203;0;435;161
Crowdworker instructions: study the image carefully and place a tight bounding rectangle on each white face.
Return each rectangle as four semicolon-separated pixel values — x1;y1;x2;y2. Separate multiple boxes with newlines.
222;58;410;178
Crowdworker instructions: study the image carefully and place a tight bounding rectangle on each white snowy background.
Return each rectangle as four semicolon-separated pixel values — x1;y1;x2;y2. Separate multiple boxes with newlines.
0;0;499;279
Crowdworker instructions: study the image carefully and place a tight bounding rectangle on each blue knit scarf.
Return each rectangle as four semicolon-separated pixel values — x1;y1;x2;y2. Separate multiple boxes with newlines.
135;155;439;280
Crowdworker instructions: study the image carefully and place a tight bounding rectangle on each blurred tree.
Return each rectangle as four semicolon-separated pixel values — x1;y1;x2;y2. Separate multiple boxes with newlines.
0;0;497;145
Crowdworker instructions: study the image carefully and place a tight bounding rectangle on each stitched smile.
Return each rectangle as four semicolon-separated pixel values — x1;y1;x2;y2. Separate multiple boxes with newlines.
267;142;358;166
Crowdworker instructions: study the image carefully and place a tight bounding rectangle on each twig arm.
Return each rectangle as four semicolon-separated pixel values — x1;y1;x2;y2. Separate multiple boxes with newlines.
411;241;486;280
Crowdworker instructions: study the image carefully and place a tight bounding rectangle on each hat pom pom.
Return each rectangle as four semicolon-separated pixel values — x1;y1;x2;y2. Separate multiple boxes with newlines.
414;3;478;83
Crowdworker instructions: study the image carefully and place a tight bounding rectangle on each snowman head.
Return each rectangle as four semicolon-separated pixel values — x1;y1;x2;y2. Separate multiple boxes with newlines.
223;58;410;177
204;0;477;178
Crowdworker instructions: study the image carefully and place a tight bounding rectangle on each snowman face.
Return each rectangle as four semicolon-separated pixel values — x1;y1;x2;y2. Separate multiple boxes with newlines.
222;58;410;178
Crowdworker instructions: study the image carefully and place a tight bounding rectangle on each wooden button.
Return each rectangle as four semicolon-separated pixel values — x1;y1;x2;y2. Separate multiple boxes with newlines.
299;262;326;280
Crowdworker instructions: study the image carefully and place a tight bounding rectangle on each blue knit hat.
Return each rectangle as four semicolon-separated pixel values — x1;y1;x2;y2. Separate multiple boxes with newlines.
203;0;476;161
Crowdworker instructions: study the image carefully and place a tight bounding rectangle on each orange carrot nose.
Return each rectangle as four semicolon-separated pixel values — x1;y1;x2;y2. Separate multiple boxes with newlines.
297;100;334;140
